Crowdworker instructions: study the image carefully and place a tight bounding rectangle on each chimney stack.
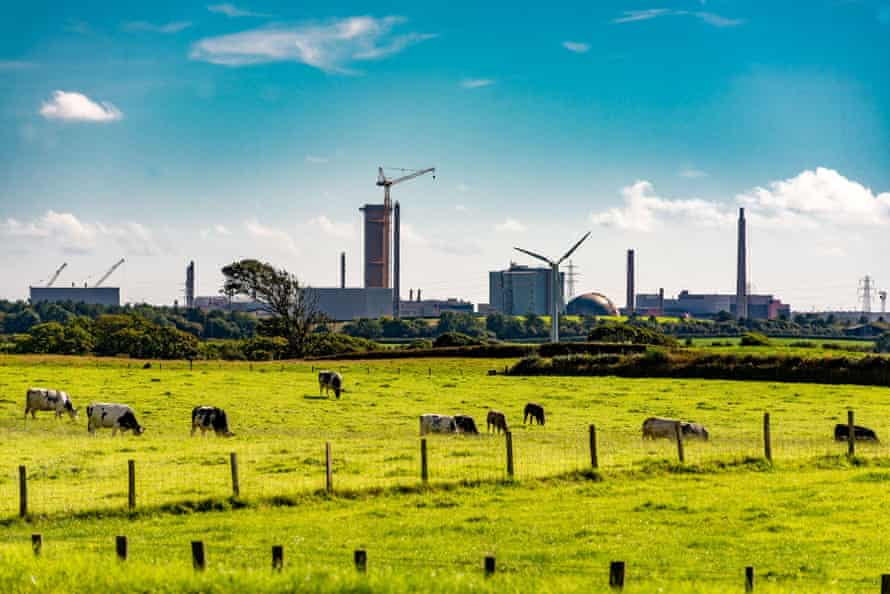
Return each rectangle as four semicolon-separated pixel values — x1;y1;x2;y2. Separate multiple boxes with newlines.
626;249;635;315
393;201;401;318
658;287;664;316
736;208;748;319
417;288;422;301
340;252;346;289
409;289;414;301
185;261;195;309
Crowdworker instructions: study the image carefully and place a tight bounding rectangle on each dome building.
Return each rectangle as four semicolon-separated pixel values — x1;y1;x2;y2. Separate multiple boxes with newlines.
566;292;619;316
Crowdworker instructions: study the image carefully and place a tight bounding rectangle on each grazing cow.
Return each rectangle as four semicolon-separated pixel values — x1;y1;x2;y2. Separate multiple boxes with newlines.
86;403;144;436
25;388;77;420
454;415;479;434
420;414;458;435
191;406;233;437
642;417;709;441
487;369;497;376
318;370;343;399
834;424;879;442
523;402;546;426
486;410;509;434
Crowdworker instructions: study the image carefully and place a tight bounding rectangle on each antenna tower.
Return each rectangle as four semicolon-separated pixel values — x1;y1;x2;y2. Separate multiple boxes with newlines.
858;276;874;313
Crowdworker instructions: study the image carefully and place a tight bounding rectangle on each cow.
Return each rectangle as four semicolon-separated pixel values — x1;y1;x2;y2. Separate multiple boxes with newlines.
523;402;546;426
834;424;879;442
318;371;343;399
86;403;144;436
420;414;458;435
25;388;77;420
642;417;709;441
454;415;479;434
191;406;233;437
486;410;509;434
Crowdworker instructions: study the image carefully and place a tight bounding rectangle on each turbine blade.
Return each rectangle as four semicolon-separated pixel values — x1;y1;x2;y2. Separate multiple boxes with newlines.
513;247;553;265
558;231;591;264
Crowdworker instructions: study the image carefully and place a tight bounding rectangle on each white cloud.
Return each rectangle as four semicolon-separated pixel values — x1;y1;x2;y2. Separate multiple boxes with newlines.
495;218;526;233
305;155;329;164
679;168;708;179
308;215;355;240
123;21;192;34
1;211;159;254
461;78;495;89
612;9;743;27
39;91;123;123
208;3;269;17
590;168;890;232
245;219;299;254
190;16;436;73
200;224;232;239
562;41;590;53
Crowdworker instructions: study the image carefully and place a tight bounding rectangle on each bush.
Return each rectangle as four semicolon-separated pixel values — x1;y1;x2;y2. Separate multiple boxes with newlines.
406;339;434;350
433;332;483;348
740;332;770;347
877;332;890;354
587;321;677;347
306;333;380;357
242;336;289;361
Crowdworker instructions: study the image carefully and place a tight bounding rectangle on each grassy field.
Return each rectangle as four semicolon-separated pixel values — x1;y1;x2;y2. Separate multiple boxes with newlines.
1;355;889;592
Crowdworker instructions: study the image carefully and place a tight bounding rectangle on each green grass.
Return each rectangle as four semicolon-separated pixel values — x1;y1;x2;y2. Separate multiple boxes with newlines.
688;336;875;356
1;354;888;592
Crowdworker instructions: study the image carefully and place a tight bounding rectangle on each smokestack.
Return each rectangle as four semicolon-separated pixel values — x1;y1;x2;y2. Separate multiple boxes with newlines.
626;249;635;315
409;289;414;301
736;208;748;319
185;261;195;309
393;201;400;318
417;288;422;301
658;287;664;315
340;252;346;289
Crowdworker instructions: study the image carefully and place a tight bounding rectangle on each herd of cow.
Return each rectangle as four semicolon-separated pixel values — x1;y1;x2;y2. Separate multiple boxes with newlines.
22;370;883;445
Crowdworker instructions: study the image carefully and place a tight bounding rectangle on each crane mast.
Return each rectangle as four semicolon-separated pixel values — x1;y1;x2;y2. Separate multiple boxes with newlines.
94;258;125;287
46;263;68;287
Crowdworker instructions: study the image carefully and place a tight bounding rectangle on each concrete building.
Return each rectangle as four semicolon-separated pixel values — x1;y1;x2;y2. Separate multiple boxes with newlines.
310;288;393;321
194;296;265;313
489;263;565;316
360;203;390;289
399;298;474;318
566;292;619;317
636;290;790;320
30;286;121;307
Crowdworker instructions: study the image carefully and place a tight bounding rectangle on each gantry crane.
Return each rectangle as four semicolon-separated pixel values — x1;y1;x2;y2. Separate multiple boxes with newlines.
376;167;436;317
94;258;125;287
46;263;68;287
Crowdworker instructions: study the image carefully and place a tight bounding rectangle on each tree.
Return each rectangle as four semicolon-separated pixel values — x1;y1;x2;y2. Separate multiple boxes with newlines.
876;332;890;353
222;260;320;357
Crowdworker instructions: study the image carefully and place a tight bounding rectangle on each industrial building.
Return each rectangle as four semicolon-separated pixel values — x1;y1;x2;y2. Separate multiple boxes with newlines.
30;286;121;307
399;296;474;318
635;290;790;320
309;287;393;321
489;263;565;316
566;292;619;317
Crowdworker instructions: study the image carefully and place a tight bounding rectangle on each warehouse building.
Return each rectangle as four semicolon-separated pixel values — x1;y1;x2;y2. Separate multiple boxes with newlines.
635;290;790;320
489;263;565;316
30;286;121;307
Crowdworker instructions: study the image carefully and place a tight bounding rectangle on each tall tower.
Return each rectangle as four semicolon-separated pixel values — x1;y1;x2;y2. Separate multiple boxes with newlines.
393;201;401;317
566;260;579;299
626;249;635;315
185;261;195;309
859;276;874;313
360;203;390;288
736;208;748;319
340;252;346;289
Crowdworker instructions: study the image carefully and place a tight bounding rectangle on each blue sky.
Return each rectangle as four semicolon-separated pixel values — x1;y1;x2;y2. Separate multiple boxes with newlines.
1;1;889;310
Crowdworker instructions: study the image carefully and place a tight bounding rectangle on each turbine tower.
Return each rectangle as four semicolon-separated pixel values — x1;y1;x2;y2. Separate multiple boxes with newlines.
514;232;591;343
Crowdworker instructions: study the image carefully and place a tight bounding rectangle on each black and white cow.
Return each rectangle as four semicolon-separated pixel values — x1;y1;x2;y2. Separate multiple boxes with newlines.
318;371;343;399
420;414;458;435
86;403;144;436
191;406;233;437
454;415;479;434
834;424;879;442
25;388;77;420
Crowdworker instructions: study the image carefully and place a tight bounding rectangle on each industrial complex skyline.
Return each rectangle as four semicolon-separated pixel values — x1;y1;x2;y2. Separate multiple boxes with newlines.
2;1;889;311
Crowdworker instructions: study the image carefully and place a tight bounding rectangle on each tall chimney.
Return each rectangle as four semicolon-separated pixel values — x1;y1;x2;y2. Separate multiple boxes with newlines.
736;208;748;319
409;289;414;301
658;287;664;315
626;249;635;315
393;201;401;318
417;288;422;301
340;252;346;289
185;261;195;309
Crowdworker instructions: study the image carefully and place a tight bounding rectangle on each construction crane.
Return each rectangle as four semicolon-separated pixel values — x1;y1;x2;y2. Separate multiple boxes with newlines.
376;167;436;318
94;258;125;288
46;263;68;287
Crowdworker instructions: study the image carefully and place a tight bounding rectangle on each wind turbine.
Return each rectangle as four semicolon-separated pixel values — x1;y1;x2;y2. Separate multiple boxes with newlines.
514;232;591;343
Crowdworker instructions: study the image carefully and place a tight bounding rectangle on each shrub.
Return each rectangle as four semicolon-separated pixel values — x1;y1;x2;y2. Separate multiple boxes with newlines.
587;321;677;347
306;333;380;357
433;332;483;348
877;332;890;354
740;332;770;347
406;339;434;350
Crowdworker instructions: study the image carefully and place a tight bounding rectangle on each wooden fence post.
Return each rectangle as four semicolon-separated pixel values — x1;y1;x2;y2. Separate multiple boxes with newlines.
272;545;284;571
609;561;625;589
354;549;367;573
674;422;685;463
116;536;128;561
421;439;429;483
31;534;42;556
505;431;515;478
230;453;240;497
191;541;206;570
128;460;136;511
589;425;598;469
19;465;27;518
847;409;855;457
745;566;755;592
881;574;890;594
428;367;431;377
484;555;496;577
325;442;333;493
763;413;772;463
189;359;193;371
